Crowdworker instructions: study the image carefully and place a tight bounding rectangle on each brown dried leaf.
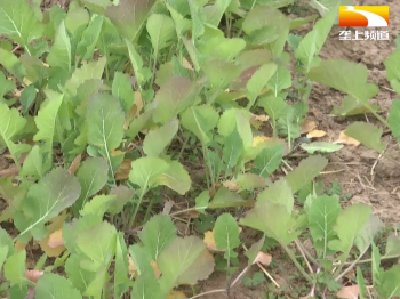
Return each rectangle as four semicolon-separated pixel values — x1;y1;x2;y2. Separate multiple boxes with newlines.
336;285;360;299
222;179;240;192
306;129;327;138
128;255;161;278
135;90;143;116
203;231;225;252
115;159;132;180
334;131;361;146
48;229;64;249
253;251;272;266
68;155;81;175
299;120;317;135
25;269;43;283
38;213;66;257
162;200;175;215
167;290;187;299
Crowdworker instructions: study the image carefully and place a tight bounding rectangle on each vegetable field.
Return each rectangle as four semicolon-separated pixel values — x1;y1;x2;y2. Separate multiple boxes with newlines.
1;0;400;298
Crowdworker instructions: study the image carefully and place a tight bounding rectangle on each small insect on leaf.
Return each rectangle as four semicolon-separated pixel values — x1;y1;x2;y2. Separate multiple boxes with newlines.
334;131;361;146
306;129;327;138
336;284;360;299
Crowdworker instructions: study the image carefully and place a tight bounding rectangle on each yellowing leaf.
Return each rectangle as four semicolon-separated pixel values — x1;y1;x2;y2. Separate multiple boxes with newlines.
128;255;161;278
182;58;193;71
306;129;327;138
115;160;132;180
48;229;64;249
299;120;316;135
167;290;187;299
334;131;361;146
253;251;272;266
252;136;269;147
15;240;28;252
336;285;360;299
135;91;143;116
203;231;218;251
222;179;240;192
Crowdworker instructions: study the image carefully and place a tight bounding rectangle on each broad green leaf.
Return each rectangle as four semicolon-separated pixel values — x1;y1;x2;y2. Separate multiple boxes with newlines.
235;174;269;190
146;14;176;60
254;143;284;177
202;59;242;91
257;179;294;213
86;93;125;178
84;267;108;298
328;203;371;260
80;194;116;218
195;191;210;213
64;56;106;96
198;37;246;61
214;213;240;257
129;156;170;189
16;168;81;240
33;90;63;169
222;128;243;170
188;0;205;40
65;7;90;34
20;145;43;178
0;71;15;98
35;273;82;299
75;157;109;212
306;59;379;104
333;95;380;116
126;39;152;89
389;99;400;143
295;9;337;72
114;234;130;293
210;186;248;209
20;85;37;114
301;142;343;154
112;72;135;112
0;246;8;270
380;265;400;298
47;21;71;73
152;75;203;124
181;105;219;144
384;48;400;81
344;122;384;153
0;48;25;81
143;119;179;156
214;0;233;23
285;155;328;193
266;64;291;96
0;103;30;165
309;194;341;258
157;160;192;195
258;95;288;134
165;3;191;37
355;214;384;253
129;244;154;277
357;267;368;299
242;6;283;33
105;0;156;41
246;63;277;107
235;110;252;148
77;221;117;267
158;236;215;295
65;254;96;292
385;234;400;256
139;215;177;260
5;250;25;286
131;274;161;299
76;15;104;60
240;201;300;245
109;186;135;214
0;0;43;47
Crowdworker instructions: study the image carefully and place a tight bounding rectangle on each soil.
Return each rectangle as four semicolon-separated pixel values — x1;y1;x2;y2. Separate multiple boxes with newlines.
1;0;400;298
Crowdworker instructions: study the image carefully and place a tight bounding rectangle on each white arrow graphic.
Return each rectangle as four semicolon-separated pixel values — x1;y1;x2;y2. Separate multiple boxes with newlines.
344;6;388;27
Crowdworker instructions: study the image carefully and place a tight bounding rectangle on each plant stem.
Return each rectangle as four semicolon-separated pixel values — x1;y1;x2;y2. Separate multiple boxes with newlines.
188;289;226;299
297;240;318;266
284;245;313;282
335;248;369;281
128;183;147;229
